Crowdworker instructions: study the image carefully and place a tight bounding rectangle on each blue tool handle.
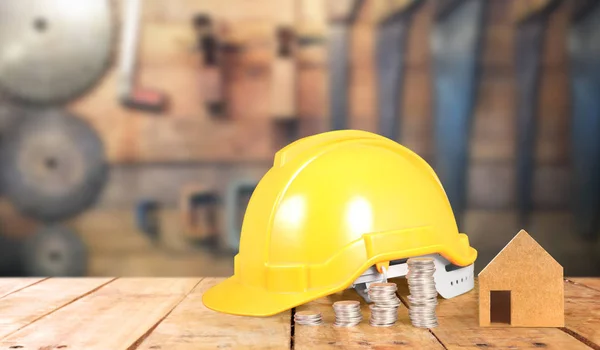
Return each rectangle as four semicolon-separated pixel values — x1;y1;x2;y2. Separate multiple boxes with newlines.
570;0;600;240
135;200;160;241
432;0;486;229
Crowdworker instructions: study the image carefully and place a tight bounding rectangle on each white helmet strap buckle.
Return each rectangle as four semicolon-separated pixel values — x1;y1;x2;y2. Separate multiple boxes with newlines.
350;254;474;303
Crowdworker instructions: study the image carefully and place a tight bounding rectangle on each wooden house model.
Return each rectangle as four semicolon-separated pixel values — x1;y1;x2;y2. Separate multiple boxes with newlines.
478;229;564;327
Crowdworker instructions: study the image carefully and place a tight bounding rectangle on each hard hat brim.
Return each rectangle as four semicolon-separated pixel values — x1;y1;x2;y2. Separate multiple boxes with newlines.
202;275;323;317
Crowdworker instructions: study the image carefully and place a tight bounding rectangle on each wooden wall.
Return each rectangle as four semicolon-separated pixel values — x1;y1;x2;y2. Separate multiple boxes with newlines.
1;0;598;277
65;0;574;209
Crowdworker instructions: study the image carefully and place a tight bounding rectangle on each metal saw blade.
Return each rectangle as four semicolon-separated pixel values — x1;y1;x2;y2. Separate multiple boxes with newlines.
0;0;114;104
22;225;88;277
0;108;108;221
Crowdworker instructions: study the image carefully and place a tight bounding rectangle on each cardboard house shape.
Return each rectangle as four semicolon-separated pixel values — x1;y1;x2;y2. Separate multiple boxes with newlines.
478;230;564;327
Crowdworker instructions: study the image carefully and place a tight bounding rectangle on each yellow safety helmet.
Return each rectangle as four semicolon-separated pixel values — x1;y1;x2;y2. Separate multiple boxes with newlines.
203;130;477;316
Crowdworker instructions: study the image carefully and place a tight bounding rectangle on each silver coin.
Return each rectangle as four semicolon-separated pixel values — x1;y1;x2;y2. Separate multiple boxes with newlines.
294;310;323;326
407;258;440;329
407;257;435;264
332;300;363;327
367;282;401;328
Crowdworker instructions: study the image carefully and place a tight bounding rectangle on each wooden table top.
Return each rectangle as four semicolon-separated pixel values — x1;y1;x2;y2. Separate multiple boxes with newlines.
0;277;597;349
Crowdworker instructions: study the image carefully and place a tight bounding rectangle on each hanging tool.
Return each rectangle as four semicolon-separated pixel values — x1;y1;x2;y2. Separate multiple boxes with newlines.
327;0;365;130
193;14;226;117
180;184;220;246
225;179;258;253
514;0;562;228
272;27;297;121
0;109;108;222
570;0;600;240
432;0;486;229
0;0;113;104
272;26;301;145
136;199;161;243
22;225;88;277
374;0;423;141
118;0;167;113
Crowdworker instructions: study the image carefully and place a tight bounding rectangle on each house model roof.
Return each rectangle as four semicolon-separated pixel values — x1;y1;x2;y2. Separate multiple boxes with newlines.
478;229;562;278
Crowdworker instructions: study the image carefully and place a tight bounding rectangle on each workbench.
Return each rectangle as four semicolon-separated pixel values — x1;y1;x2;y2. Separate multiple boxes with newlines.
0;277;597;349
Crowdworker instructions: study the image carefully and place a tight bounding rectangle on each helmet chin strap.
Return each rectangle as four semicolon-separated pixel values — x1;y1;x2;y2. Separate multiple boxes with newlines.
350;254;475;303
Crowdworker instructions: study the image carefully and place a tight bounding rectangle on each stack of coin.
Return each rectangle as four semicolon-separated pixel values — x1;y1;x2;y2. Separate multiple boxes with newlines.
332;300;362;327
368;282;401;327
407;258;439;328
294;310;323;326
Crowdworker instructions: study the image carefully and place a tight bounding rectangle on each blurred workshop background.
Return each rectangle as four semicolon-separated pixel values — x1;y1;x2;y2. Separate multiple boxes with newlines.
0;0;599;278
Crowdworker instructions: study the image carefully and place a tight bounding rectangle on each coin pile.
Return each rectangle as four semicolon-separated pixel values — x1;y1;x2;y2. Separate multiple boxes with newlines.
294;310;323;326
407;258;439;328
333;300;362;327
368;282;401;327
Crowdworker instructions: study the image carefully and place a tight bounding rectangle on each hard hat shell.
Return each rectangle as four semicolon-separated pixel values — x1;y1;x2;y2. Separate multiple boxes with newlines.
203;130;477;316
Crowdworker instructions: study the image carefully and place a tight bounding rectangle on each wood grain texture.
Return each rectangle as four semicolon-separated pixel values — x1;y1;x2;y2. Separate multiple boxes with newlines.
0;278;201;350
467;163;569;210
145;0;295;24
0;278;114;339
395;279;591;350
96;164;270;208
137;278;292;350
568;279;600;293
0;278;45;299
0;278;594;349
294;284;444;349
68;1;287;164
89;252;234;277
564;281;600;347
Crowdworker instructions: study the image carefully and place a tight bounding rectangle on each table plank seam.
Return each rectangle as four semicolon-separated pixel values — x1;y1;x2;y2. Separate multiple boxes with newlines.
128;277;205;350
290;307;295;350
428;329;449;350
0;277;118;342
566;279;600;293
560;327;600;350
0;278;49;300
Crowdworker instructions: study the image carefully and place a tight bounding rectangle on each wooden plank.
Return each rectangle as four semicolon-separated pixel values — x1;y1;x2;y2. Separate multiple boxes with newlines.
0;278;201;350
68;209;154;254
0;278;45;299
70;67;278;163
401;67;433;159
89;252;234;277
0;278;114;339
537;70;570;163
467;162;570;210
145;0;294;24
137;278;291;349
92;278;202;296
396;279;591;350
564;281;600;348
568;279;600;293
471;76;514;162
294;284;444;349
481;0;568;69
404;0;432;69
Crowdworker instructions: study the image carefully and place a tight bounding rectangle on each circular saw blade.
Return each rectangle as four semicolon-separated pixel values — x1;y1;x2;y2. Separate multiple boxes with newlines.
0;0;114;104
22;225;88;277
0;108;108;221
